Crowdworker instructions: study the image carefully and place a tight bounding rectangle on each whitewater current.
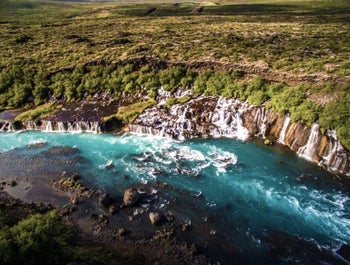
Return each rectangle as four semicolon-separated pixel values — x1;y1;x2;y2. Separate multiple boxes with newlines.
0;131;349;264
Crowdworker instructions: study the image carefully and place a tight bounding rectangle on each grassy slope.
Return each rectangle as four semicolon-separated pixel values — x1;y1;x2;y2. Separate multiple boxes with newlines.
1;0;349;74
0;0;349;146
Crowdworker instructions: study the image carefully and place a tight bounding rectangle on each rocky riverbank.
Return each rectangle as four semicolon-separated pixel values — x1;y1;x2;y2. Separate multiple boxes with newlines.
0;170;216;265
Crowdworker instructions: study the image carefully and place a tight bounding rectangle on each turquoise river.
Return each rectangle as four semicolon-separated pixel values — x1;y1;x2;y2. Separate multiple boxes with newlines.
0;131;349;264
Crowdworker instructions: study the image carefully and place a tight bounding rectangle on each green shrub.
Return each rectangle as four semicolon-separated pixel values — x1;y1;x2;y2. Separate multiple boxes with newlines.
15;102;58;122
104;99;156;124
0;210;72;265
165;95;191;108
319;91;350;149
248;90;269;105
290;100;321;125
269;85;306;114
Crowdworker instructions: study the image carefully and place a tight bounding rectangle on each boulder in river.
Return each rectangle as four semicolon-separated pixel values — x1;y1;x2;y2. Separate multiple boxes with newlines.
123;188;140;206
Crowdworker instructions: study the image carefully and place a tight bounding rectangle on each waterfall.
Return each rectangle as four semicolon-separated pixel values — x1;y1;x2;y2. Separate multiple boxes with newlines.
253;107;268;138
236;110;250;141
298;123;321;161
67;121;82;133
173;104;192;141
24;120;102;133
157;86;171;106
0;122;7;132
43;121;53;132
5;122;15;131
211;97;249;140
65;121;100;133
322;130;348;173
75;122;82;133
174;88;192;98
57;122;66;132
132;96;250;141
278;115;291;144
25;121;40;130
88;121;101;133
129;124;161;136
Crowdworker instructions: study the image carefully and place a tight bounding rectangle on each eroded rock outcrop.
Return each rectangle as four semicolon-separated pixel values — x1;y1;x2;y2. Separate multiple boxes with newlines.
243;105;350;175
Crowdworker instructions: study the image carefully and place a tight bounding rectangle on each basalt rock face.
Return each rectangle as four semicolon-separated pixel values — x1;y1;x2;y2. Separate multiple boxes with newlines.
130;89;350;176
239;105;350;176
0;117;104;133
0;95;120;133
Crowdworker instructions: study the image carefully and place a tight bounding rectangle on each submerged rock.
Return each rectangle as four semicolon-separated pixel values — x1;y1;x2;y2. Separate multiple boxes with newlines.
99;192;111;207
123;188;140;206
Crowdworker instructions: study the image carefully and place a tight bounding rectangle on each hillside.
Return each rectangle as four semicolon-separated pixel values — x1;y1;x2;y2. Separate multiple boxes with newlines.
0;0;349;147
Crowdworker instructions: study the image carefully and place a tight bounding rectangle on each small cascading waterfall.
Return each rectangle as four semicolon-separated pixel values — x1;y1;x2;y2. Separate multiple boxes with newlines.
211;97;249;140
172;104;193;141
22;120;102;133
236;110;250;141
75;122;82;133
43;121;54;132
322;130;349;174
0;122;9;132
131;96;250;141
67;122;75;132
173;88;192;98
278;114;291;144
25;121;41;130
65;121;101;133
10;123;15;131
57;122;66;132
298;123;321;161
129;124;161;136
87;121;101;133
4;122;16;131
157;86;171;106
253;106;269;138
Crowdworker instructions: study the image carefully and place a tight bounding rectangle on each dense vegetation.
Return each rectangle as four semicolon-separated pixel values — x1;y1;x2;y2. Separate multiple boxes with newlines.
0;210;71;265
0;207;132;265
0;0;349;147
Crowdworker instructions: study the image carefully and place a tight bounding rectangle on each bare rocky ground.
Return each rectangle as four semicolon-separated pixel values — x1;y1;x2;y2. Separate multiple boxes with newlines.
0;173;216;265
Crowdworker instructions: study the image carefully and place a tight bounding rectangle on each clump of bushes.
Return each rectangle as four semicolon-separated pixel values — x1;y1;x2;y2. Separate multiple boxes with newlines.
165;95;191;108
104;99;156;124
15;102;58;122
0;210;72;265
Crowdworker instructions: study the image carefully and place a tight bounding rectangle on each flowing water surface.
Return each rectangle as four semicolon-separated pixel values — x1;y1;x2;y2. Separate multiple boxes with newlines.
0;131;349;264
